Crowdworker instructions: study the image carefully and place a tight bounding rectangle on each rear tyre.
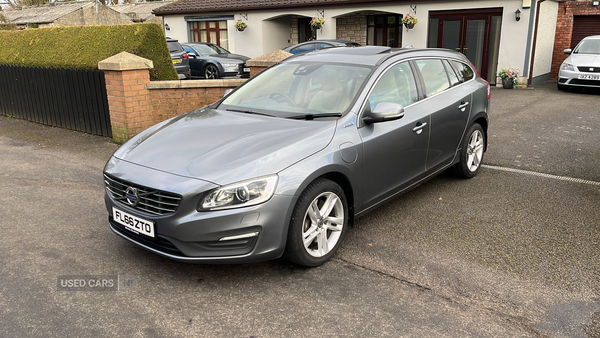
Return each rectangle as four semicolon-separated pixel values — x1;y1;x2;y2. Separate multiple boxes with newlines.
204;65;220;79
283;179;348;267
451;123;485;179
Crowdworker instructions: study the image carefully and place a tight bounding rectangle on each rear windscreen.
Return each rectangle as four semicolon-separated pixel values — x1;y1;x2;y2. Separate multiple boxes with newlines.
167;42;183;53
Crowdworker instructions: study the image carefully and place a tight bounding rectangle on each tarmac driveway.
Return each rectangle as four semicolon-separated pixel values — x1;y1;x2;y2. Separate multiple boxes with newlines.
0;82;598;337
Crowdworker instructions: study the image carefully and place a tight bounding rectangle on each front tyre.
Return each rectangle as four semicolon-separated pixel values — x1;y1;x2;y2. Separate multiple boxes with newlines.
204;64;220;79
284;179;348;267
452;123;485;178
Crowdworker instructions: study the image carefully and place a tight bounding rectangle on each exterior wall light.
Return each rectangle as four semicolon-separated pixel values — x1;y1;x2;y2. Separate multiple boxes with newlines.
593;1;600;6
165;23;170;31
515;9;521;22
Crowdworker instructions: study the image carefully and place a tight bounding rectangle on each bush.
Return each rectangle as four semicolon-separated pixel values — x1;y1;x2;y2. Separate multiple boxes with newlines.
0;23;178;80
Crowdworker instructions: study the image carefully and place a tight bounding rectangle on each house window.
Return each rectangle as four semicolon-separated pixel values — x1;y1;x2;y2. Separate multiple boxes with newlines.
189;21;229;50
367;15;402;47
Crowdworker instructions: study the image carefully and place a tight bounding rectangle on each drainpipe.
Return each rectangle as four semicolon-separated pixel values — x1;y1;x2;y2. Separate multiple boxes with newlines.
528;0;546;85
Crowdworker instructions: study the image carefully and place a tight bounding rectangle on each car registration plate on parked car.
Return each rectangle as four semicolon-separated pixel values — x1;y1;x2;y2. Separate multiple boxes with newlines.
243;67;250;72
112;207;155;238
172;59;181;65
578;74;600;80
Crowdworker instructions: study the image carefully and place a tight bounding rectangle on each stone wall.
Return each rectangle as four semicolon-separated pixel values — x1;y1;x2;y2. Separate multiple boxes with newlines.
336;12;368;46
335;11;389;45
290;16;299;45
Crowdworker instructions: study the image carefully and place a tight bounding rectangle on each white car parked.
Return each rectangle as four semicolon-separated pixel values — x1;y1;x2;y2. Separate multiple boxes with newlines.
558;35;600;91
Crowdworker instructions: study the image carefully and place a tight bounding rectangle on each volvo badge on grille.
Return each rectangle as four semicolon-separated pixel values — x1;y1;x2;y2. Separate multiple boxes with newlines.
125;187;139;207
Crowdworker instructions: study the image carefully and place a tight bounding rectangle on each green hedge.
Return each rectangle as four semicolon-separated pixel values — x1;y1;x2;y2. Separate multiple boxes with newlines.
0;23;178;80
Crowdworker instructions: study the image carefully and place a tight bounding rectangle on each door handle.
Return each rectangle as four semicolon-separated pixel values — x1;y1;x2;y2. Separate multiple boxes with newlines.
458;101;470;112
412;122;427;134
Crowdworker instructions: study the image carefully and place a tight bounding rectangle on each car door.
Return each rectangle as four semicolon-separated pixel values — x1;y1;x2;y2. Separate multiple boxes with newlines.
183;46;203;77
358;61;429;209
414;58;471;171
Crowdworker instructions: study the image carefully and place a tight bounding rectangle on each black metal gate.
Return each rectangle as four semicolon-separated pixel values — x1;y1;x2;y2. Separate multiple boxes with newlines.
0;65;112;137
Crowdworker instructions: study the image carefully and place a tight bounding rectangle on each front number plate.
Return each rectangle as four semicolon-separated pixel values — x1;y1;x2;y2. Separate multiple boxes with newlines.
243;67;250;72
112;207;155;238
578;74;600;80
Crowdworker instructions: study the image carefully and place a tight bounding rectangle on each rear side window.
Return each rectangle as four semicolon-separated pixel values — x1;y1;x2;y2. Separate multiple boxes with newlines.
167;41;183;53
451;61;474;82
298;43;318;54
415;59;450;97
319;43;335;50
443;60;461;86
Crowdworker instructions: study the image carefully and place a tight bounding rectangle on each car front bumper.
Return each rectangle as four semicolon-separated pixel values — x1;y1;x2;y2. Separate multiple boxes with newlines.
558;68;600;88
104;159;296;263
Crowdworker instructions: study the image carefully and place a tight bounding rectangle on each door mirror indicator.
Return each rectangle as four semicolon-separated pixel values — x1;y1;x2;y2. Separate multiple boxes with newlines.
363;102;405;124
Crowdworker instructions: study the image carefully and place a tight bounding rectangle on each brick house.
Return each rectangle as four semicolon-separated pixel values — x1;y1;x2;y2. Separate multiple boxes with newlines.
550;0;600;80
154;0;564;85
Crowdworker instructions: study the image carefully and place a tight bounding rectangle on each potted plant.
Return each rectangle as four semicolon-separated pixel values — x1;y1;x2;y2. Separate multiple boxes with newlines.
499;67;519;89
402;14;418;29
310;17;325;31
235;19;247;32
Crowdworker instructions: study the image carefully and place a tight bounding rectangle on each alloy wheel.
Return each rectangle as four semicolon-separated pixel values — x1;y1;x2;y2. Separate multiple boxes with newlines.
302;192;344;257
205;65;218;79
466;130;484;172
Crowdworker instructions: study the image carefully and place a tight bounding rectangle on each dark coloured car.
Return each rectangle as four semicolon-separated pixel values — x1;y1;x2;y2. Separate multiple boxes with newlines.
104;46;490;267
182;43;250;79
167;38;190;80
282;39;361;55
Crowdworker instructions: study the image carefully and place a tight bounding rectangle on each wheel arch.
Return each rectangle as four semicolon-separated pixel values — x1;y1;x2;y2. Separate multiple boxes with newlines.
281;165;358;226
472;114;488;151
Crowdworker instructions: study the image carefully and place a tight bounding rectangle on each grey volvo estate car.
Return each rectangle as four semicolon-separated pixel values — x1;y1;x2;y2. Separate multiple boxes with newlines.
104;46;490;267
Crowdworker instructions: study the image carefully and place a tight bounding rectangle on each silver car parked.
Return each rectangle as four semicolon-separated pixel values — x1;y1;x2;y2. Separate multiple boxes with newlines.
104;46;490;267
558;35;600;91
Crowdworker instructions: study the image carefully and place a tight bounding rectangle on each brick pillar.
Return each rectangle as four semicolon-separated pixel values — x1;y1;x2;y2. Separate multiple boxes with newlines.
98;52;154;143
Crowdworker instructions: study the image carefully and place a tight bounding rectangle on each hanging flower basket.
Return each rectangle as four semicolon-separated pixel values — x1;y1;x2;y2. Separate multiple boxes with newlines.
402;14;418;30
310;17;325;30
235;19;247;32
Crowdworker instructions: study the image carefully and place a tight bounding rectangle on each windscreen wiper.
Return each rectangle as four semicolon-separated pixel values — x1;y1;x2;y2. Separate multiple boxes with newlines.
226;108;274;117
287;113;343;120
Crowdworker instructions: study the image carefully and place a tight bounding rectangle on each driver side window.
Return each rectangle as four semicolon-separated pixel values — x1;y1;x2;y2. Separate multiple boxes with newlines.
368;62;418;110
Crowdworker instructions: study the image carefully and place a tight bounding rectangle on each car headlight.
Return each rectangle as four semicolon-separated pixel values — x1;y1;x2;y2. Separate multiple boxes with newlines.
561;63;574;71
198;175;278;211
222;63;239;73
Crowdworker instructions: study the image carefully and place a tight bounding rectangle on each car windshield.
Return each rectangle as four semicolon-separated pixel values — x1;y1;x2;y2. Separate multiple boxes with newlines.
573;39;600;54
344;42;361;47
219;63;373;117
191;44;229;55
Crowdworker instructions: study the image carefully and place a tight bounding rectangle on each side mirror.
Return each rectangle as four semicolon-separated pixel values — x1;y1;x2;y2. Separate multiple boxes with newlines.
189;54;197;59
363;102;405;124
222;89;233;98
564;49;572;55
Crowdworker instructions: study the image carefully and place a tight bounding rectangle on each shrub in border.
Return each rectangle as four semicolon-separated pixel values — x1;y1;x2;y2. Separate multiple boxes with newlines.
0;23;178;80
